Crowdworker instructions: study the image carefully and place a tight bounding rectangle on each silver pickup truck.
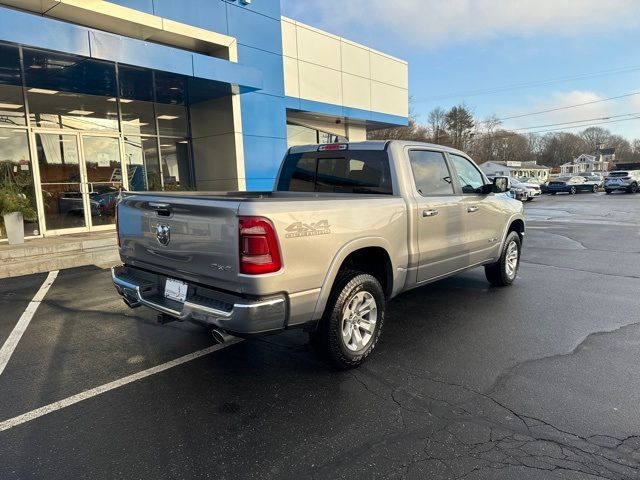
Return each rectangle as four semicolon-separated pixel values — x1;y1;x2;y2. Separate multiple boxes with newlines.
112;141;524;368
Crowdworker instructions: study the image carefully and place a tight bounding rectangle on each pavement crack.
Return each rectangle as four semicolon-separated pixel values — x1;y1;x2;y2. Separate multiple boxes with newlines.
521;260;640;280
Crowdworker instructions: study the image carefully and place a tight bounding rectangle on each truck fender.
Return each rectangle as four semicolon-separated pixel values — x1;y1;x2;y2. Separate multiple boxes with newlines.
497;214;526;254
310;236;400;322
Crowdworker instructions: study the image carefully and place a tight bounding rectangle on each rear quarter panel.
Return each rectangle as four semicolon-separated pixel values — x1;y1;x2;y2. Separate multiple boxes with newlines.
238;197;409;326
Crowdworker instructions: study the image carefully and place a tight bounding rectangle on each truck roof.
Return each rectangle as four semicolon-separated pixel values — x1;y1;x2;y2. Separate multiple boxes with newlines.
288;140;470;156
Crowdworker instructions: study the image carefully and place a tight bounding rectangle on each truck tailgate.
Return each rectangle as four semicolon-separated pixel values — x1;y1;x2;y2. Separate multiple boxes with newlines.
118;193;241;288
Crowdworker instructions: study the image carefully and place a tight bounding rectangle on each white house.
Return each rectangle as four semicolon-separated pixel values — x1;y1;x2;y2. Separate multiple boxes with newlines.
560;147;614;174
479;160;551;182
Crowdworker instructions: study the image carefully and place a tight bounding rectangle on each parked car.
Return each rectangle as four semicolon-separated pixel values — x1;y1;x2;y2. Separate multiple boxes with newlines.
547;176;599;194
112;141;525;368
604;170;640;194
510;178;542;201
578;172;604;188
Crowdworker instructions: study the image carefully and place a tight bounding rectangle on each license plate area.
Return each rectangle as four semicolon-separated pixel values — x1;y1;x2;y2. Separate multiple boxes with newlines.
164;277;188;303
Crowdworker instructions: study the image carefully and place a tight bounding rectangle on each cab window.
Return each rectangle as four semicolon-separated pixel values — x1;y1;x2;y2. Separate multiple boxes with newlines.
408;150;454;196
449;154;485;194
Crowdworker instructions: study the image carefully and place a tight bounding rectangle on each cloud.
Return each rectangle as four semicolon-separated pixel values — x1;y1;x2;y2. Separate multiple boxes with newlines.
282;0;640;49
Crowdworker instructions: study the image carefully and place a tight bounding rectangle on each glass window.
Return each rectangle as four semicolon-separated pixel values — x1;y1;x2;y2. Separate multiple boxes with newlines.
0;44;26;127
277;151;393;195
408;150;454;196
28;91;119;131
0;129;39;238
120;99;157;136
124;136;161;191
156;103;188;137
287;124;318;147
160;138;191;191
450;154;485;194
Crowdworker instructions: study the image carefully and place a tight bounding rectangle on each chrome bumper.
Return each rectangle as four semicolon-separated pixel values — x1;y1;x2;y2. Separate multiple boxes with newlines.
112;265;287;335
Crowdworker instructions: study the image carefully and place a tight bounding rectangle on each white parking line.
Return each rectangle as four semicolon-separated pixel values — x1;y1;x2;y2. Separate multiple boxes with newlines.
0;338;242;433
0;270;59;377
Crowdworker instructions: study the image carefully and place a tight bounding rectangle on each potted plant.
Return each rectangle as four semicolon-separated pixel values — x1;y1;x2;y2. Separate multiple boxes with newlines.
0;184;37;244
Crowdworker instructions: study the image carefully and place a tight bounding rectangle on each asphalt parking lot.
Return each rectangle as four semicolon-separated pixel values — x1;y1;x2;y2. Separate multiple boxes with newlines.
1;192;639;480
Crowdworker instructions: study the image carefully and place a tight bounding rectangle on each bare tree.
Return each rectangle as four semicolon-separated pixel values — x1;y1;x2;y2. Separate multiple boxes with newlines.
427;107;447;144
580;127;611;150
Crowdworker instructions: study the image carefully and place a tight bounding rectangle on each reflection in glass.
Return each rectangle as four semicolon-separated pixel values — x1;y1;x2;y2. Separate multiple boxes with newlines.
160;138;191;191
82;136;122;226
121;99;157;136
0;129;39;238
124;136;161;191
36;133;86;230
156;103;187;137
28;91;119;131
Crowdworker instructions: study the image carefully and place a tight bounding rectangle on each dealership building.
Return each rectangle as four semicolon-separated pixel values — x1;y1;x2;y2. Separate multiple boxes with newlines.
0;0;408;240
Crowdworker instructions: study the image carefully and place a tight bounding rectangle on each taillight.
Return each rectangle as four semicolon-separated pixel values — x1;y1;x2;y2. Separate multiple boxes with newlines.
239;217;282;275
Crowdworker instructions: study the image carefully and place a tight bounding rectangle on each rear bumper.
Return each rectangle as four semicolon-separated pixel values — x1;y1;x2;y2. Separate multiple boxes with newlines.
112;265;287;335
605;183;631;190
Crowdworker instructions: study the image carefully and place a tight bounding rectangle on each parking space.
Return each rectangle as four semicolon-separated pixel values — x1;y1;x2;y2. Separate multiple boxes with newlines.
1;194;640;479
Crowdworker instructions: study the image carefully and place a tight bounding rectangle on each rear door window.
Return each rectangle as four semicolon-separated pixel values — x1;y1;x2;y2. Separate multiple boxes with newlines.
277;150;393;195
408;150;454;196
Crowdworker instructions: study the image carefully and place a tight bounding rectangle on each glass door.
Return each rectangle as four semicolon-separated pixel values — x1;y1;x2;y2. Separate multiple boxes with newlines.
35;132;88;234
80;135;124;229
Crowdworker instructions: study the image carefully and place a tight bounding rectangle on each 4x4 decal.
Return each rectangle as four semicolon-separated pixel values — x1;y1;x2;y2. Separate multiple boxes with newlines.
285;220;331;238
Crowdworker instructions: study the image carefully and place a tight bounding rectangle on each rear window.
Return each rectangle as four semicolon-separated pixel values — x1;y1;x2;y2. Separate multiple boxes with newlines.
276;150;393;195
608;172;628;177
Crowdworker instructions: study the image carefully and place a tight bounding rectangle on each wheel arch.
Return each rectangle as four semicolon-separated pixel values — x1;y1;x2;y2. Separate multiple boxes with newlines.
311;238;401;322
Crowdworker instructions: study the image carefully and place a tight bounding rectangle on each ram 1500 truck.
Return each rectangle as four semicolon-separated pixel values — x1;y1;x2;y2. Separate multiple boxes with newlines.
112;141;524;368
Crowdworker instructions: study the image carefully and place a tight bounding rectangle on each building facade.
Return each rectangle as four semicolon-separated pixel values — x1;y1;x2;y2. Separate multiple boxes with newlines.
0;0;409;240
480;160;551;182
560;149;614;175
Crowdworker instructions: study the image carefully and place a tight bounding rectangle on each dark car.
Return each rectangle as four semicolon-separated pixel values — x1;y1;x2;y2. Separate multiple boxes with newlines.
547;176;599;195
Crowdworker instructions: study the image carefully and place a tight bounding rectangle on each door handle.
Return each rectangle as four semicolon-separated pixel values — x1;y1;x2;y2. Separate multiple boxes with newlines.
467;205;479;213
423;209;439;217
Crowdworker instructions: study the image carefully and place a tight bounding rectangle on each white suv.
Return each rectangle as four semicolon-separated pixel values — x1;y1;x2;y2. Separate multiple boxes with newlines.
604;171;640;194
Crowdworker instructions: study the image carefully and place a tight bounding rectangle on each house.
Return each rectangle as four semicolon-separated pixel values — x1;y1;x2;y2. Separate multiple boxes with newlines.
560;147;614;174
479;160;551;182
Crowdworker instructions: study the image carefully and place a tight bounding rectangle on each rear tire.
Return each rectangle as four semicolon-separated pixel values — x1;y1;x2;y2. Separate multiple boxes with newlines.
592;185;598;193
485;231;521;287
569;186;577;195
309;272;385;369
627;182;638;194
605;189;612;194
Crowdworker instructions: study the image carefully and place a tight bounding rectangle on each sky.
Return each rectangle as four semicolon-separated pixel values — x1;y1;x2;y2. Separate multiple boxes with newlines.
281;0;640;142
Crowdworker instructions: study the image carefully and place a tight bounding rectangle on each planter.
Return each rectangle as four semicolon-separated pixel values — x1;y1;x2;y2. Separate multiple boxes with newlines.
3;211;25;245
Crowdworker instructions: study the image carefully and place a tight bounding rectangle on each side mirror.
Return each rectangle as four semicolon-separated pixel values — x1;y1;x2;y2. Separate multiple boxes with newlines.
484;176;509;194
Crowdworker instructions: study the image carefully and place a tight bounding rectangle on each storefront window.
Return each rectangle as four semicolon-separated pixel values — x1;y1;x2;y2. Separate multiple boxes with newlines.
28;91;119;131
160;138;191;190
156;103;188;137
287;122;346;147
0;129;39;238
0;44;26;127
124;136;161;191
120;99;157;136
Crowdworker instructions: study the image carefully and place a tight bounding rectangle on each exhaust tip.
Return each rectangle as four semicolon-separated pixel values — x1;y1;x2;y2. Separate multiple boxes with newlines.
211;328;231;344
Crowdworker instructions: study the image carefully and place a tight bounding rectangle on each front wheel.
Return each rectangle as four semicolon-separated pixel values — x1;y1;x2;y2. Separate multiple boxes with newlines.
310;272;385;369
485;231;521;287
592;185;598;193
627;183;638;194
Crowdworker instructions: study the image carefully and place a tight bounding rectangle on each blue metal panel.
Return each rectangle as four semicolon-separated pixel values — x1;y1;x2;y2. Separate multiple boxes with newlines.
237;45;284;97
192;53;262;91
240;92;287;138
298;98;344;118
152;0;228;34
242;135;288;180
226;0;281;21
108;0;154;14
89;30;194;76
227;3;282;55
0;7;90;57
245;178;276;191
285;96;301;111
